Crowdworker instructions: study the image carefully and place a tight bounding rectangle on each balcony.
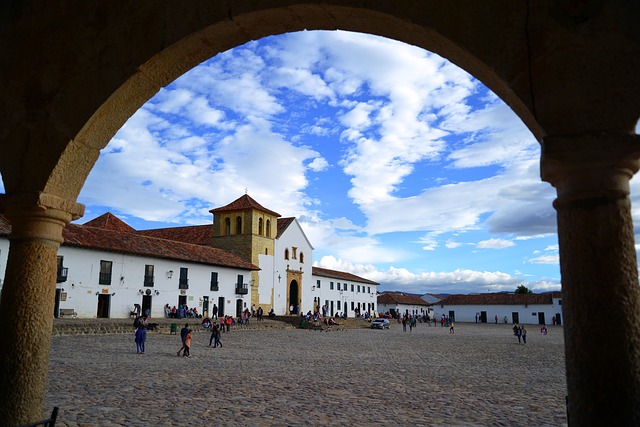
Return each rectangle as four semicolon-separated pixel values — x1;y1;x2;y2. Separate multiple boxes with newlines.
56;267;68;283
178;278;189;290
235;283;248;295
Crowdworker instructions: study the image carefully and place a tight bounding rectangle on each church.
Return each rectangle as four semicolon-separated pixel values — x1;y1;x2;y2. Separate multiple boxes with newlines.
0;194;378;319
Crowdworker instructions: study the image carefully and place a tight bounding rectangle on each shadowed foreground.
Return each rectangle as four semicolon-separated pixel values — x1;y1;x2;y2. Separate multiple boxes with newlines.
44;322;566;426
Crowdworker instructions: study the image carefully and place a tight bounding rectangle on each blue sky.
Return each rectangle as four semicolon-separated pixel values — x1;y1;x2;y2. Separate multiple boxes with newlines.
71;31;640;295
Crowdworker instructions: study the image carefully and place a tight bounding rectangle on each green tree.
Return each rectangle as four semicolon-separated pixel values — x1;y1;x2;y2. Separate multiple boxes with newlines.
515;285;532;294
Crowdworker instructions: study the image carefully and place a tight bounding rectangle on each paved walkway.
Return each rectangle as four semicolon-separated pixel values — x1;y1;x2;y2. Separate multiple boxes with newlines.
44;322;567;426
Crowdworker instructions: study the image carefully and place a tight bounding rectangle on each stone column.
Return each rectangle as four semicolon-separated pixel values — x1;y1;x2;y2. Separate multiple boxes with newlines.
0;193;83;425
541;134;640;425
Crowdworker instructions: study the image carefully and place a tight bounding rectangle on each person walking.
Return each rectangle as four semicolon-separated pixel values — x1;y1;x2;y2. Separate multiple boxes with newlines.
213;324;222;348
134;324;146;354
183;327;193;357
521;326;527;344
209;323;217;346
211;304;218;319
177;323;190;356
449;321;455;334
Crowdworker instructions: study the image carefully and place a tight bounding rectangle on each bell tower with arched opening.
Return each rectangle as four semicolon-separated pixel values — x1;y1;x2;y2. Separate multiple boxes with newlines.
210;194;280;308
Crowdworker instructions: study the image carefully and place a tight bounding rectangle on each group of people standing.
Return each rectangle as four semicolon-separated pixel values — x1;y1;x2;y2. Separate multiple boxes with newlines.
513;324;528;343
164;303;201;319
401;315;418;332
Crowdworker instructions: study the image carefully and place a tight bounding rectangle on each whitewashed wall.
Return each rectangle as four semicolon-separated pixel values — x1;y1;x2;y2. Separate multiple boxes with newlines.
274;219;313;315
313;275;378;317
435;301;564;325
57;246;252;319
0;238;9;292
377;302;433;318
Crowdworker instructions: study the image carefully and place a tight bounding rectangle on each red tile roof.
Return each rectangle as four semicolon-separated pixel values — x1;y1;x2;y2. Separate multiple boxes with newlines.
62;223;257;270
0;214;10;236
209;194;280;217
277;217;295;238
138;224;213;246
0;213;257;270
437;292;562;306
377;293;430;306
83;212;136;234
312;266;378;285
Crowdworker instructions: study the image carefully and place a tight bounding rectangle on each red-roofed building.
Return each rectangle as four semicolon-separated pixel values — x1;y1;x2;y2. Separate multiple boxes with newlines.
0;213;258;319
377;292;433;319
435;292;563;325
311;266;378;317
0;194;381;319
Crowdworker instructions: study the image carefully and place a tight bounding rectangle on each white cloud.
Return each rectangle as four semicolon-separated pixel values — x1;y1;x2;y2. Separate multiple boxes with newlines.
529;255;559;265
339;101;376;131
270;67;334;101
314;256;555;294
515;234;554;241
307;157;329;172
445;239;463;249
476;238;515;249
418;234;439;251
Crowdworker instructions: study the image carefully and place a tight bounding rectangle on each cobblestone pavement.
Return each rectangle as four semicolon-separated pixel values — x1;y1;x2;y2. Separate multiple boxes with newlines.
44;322;567;426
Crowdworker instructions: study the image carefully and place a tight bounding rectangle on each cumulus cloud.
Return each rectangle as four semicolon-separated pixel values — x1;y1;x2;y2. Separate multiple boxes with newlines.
79;30;568;294
314;255;559;294
307;157;329;172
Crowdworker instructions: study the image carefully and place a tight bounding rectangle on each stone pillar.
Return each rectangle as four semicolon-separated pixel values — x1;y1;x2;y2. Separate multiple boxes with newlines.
0;193;83;425
541;134;640;425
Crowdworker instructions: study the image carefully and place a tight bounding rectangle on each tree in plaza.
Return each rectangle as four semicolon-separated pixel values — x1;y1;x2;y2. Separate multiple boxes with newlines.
515;285;532;294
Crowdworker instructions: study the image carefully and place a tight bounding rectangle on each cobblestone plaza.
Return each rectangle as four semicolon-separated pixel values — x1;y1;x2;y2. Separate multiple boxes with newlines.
44;322;567;426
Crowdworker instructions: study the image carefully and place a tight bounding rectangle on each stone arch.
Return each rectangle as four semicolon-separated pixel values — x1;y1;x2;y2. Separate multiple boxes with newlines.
1;2;563;207
2;2;640;425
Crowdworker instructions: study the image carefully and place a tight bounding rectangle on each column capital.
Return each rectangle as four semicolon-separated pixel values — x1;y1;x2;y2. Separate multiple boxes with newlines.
0;192;85;243
541;133;640;204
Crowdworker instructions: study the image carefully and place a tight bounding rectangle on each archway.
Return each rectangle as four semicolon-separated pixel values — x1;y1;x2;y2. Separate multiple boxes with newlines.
1;2;640;425
288;280;299;315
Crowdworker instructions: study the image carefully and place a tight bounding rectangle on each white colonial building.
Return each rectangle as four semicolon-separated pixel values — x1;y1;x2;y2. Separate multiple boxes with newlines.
377;292;434;319
435;292;564;325
274;217;314;315
0;194;379;319
312;267;378;318
27;213;256;319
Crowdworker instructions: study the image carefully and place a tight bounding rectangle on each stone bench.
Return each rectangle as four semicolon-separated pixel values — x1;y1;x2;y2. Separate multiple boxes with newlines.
59;308;77;318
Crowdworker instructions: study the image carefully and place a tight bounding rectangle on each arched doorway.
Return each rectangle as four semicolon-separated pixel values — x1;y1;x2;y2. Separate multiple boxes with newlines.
288;281;299;315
